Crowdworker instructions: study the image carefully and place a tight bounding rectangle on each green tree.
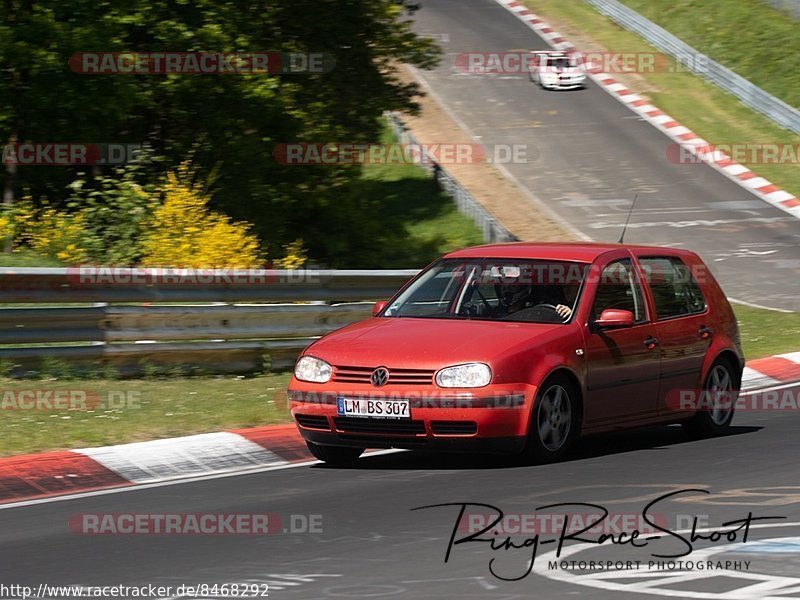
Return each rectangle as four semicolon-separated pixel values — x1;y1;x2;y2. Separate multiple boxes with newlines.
0;0;441;260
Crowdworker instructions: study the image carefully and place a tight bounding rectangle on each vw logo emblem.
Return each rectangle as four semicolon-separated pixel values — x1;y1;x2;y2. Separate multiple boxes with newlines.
371;367;389;387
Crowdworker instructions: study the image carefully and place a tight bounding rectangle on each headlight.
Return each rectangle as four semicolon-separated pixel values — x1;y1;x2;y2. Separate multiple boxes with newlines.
294;356;332;383
435;363;492;388
541;72;557;81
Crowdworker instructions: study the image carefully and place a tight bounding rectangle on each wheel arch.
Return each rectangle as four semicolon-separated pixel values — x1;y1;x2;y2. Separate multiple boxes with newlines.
535;366;585;435
711;349;743;389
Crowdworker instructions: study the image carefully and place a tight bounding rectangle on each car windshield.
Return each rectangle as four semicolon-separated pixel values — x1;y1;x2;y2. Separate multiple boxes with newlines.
383;259;588;323
549;57;571;69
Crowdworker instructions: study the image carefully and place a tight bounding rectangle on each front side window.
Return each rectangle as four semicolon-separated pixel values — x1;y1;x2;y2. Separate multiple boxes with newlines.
591;259;648;324
383;259;588;324
638;256;706;319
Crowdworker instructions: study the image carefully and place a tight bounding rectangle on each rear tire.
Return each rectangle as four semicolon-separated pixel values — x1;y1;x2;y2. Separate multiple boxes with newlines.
522;374;580;464
682;359;737;439
306;441;364;466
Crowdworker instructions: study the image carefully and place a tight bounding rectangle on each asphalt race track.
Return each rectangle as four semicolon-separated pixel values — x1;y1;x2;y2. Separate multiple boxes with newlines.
409;0;800;311
2;382;800;599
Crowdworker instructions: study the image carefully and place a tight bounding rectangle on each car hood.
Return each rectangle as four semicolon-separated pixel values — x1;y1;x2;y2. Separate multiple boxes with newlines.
304;317;563;369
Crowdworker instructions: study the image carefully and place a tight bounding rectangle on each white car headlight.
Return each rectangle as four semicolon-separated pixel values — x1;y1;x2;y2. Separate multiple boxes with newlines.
435;363;492;388
295;356;332;383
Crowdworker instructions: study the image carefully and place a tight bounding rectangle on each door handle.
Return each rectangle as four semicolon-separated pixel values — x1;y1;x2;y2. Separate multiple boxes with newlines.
698;326;713;339
644;337;659;350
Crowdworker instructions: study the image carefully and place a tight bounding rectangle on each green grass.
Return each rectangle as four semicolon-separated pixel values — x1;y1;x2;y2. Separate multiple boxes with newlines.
360;131;485;261
316;125;485;268
619;0;800;108
0;249;64;267
735;304;800;360
523;0;800;200
0;373;292;457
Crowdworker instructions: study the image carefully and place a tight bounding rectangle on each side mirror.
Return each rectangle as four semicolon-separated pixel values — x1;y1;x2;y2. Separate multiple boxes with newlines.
372;300;388;317
595;308;634;330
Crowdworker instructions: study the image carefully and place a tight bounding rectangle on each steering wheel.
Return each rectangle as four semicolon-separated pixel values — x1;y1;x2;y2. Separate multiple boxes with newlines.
531;302;569;323
533;303;558;311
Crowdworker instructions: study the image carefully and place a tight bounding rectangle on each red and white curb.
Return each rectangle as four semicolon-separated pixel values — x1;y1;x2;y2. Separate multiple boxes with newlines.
0;424;311;505
494;0;800;220
743;352;800;390
2;353;799;505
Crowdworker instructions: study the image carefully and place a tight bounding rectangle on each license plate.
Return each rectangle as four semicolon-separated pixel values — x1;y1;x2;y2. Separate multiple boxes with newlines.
336;397;411;419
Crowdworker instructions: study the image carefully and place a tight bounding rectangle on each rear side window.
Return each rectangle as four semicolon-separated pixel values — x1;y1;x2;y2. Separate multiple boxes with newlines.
639;257;706;320
591;259;648;324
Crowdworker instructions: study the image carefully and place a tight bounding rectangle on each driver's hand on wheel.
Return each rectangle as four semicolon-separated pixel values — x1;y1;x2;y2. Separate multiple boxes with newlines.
555;304;572;319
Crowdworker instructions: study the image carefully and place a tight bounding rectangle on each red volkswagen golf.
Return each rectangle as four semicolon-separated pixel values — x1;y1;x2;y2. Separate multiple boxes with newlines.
289;243;744;465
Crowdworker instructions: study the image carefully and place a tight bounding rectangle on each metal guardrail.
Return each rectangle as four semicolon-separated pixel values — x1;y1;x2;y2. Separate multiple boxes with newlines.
762;0;800;19
0;269;420;375
0;267;417;303
585;0;800;135
385;112;517;243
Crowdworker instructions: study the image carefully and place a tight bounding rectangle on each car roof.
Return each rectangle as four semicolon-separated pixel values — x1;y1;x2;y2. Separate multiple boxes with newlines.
443;242;699;263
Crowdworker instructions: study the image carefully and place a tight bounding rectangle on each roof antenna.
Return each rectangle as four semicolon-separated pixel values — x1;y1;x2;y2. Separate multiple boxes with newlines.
618;194;639;244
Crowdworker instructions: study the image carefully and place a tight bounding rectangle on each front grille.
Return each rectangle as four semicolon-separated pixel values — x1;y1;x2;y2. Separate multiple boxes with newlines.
431;421;478;435
295;414;331;430
332;365;435;385
333;417;426;435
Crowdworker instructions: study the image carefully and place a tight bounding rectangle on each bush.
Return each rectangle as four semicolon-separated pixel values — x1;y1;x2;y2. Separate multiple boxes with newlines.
65;151;159;264
138;164;263;268
0;213;13;249
12;198;89;263
5;159;267;268
274;238;308;269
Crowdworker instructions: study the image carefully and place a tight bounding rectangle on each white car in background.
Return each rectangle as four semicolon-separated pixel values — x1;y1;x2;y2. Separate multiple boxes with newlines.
529;51;587;90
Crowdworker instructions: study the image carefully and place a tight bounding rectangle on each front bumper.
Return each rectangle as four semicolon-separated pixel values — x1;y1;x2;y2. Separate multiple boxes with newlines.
543;82;586;90
542;78;586;89
288;383;536;454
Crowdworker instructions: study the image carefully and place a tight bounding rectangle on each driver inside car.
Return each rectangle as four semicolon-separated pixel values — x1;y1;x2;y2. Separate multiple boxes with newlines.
501;283;574;321
533;284;573;320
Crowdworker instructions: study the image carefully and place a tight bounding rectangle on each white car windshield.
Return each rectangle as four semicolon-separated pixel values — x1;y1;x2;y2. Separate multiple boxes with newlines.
548;57;572;69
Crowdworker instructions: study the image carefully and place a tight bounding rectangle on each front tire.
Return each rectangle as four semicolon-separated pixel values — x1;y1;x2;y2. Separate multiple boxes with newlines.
522;374;580;464
306;442;364;466
682;359;737;439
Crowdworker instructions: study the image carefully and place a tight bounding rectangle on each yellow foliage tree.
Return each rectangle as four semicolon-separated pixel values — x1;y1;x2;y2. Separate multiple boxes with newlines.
139;167;262;268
